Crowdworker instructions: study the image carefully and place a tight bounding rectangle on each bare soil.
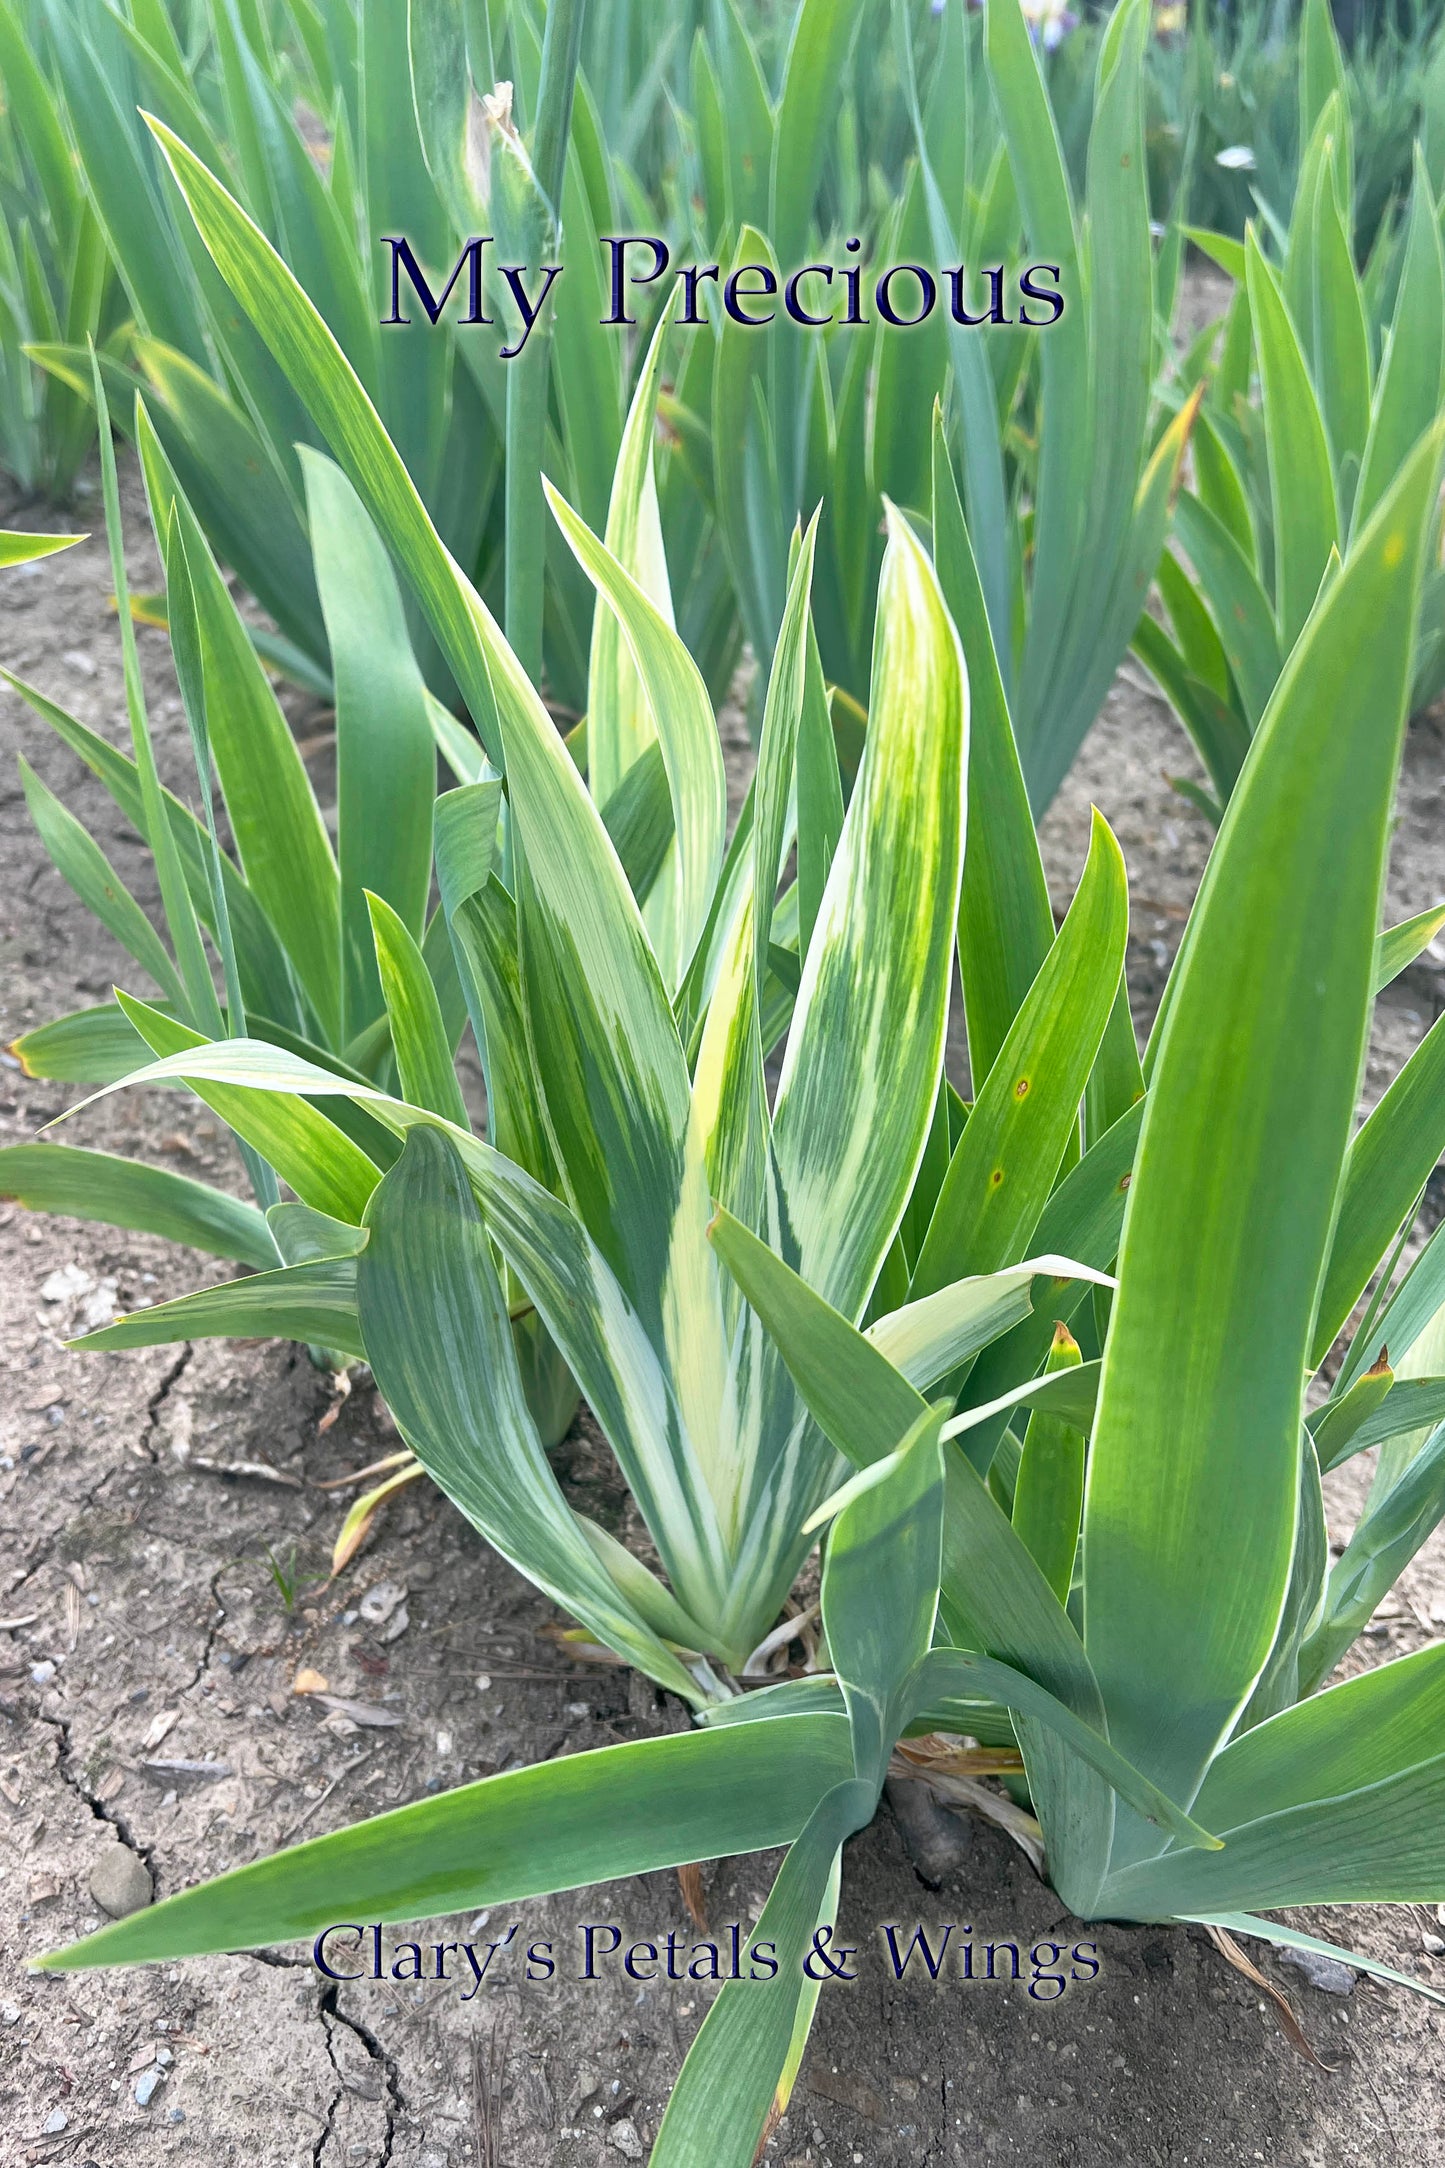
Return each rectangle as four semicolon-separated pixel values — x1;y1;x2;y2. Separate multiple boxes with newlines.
1;451;1442;2168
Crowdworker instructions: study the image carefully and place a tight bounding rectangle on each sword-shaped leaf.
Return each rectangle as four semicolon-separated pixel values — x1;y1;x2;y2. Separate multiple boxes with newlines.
135;404;342;1043
1313;1006;1445;1364
0;1142;273;1266
1246;231;1338;650
910;810;1127;1297
1105;1644;1445;1915
356;1125;698;1700
544;473;725;987
302;449;434;1042
18;757;184;1007
772;504;967;1320
650;1780;874;2168
73;1258;364;1359
365;893;470;1129
34;1713;856;1971
109;995;380;1223
823;1408;946;1787
1082;425;1443;1825
931;411;1054;1082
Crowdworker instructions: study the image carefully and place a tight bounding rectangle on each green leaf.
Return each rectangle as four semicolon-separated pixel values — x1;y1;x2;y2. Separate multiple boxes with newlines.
600;740;675;909
0;1142;274;1267
74;1257;364;1359
10;1003;166;1087
1308;1355;1395;1472
932;413;1054;1082
93;358;215;1034
301;450;435;1041
129;335;324;660
868;1258;1108;1395
544;471;725;985
705;1206;1108;1834
930;1099;1141;1474
1308;161;1371;511
136;406;342;1044
752;515;822;1013
0;667;300;1032
267;1201;367;1263
1375;904;1445;994
34;1712;856;1970
1012;1323;1085;1603
144;116;505;764
1245;232;1339;650
823;1407;945;1786
1313;1006;1445;1365
1299;0;1351;204
18;757;183;1006
443;875;557;1185
0;530;85;567
1172;493;1281;731
708;1205;925;1476
650;1780;873;2168
1081;424;1444;1833
910;810;1128;1297
772;504;967;1319
109;996;381;1223
1191;1915;1445;2008
364;893;470;1128
1106;1644;1445;1915
583;300;675;810
1355;151;1445;533
768;0;858;268
710;225;788;677
356;1125;700;1698
1300;1423;1445;1687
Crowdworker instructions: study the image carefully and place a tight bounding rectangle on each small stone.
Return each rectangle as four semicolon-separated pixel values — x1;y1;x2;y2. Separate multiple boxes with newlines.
607;2121;645;2161
29;1661;56;1686
155;2047;174;2068
292;1667;329;1695
40;1263;92;1304
436;1730;453;1756
134;2067;165;2107
358;1580;406;1626
41;2108;68;2134
474;1674;492;1694
77;1278;119;1331
1422;1932;1445;1956
60;647;96;676
167;2108;186;2124
1280;1947;1356;1996
89;1842;153;1920
0;2005;19;2026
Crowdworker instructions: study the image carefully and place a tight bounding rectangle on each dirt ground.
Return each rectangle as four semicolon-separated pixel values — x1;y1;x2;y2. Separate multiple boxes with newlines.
1;445;1443;2168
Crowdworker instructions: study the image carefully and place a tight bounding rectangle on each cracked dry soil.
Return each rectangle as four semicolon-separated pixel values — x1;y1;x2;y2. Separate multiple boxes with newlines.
1;455;1443;2168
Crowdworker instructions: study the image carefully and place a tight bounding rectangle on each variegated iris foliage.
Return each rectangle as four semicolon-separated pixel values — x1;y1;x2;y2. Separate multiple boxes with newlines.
22;196;1445;2159
18;220;1210;2150
1140;0;1445;820
24;419;1445;2154
12;11;1445;2157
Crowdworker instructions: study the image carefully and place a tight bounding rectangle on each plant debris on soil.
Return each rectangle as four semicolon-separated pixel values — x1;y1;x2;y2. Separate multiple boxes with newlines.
3;434;1444;2167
